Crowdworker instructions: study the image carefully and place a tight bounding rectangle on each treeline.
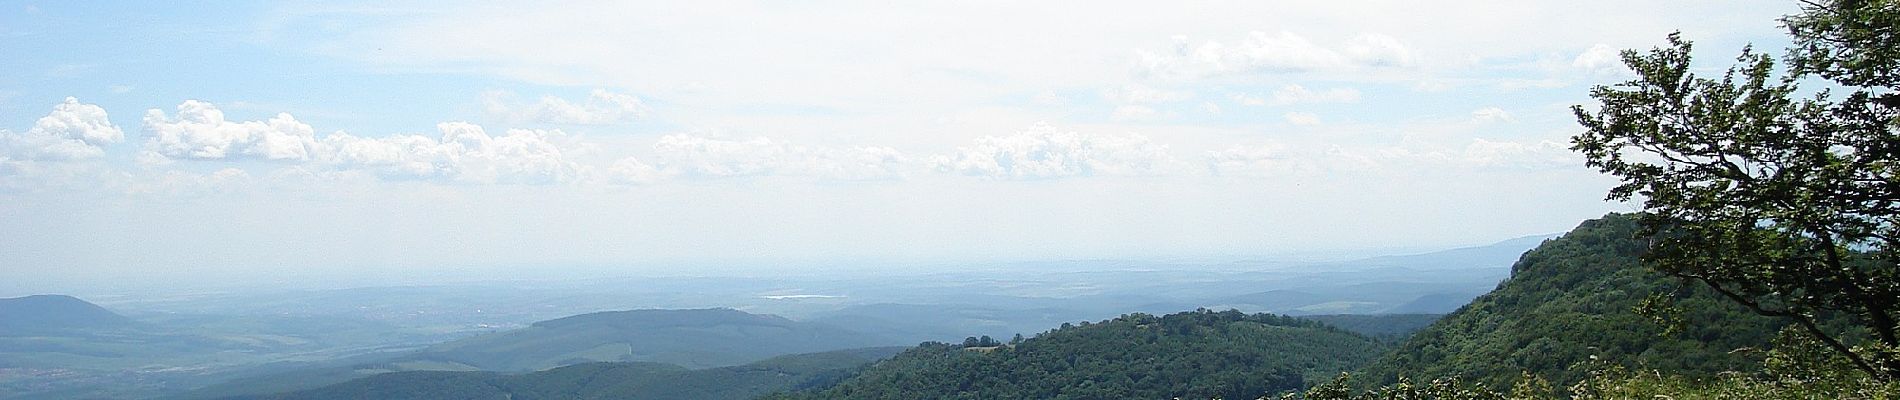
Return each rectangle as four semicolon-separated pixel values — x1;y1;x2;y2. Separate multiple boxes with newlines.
764;309;1387;400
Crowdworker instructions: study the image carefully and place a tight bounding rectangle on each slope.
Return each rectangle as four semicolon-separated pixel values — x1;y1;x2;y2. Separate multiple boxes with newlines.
229;347;905;400
771;309;1388;400
414;307;894;371
180;308;894;398
1354;213;1787;390
0;294;132;334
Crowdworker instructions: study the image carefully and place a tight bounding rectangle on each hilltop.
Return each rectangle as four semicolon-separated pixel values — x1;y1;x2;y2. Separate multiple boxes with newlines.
0;294;131;334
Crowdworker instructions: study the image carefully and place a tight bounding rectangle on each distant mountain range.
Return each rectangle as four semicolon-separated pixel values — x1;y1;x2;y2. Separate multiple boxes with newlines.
225;347;906;400
181;214;1812;399
182;308;897;399
0;294;131;334
414;308;896;371
1332;234;1558;271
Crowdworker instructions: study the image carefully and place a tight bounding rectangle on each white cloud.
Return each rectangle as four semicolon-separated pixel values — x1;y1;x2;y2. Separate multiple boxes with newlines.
142;100;320;161
652;135;786;178
1344;33;1415;67
0;97;125;161
136;100;588;185
1470;107;1513;123
606;157;665;185
933;124;1184;179
1205;143;1314;177
1572;43;1628;76
1283;112;1322;126
322;122;582;184
483;89;646;125
1137;31;1415;79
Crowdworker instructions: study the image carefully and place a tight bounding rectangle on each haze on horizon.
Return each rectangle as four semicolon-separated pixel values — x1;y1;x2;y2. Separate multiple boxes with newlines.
0;1;1796;295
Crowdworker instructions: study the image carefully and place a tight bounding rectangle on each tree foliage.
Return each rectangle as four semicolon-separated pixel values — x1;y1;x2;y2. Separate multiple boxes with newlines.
1354;214;1784;392
1570;0;1900;380
766;309;1386;400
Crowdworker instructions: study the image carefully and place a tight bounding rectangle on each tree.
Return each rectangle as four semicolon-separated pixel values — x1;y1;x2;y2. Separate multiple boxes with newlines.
1570;0;1899;380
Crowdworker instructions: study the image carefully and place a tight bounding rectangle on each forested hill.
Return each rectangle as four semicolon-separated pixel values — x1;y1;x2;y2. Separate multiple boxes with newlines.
1354;213;1786;390
415;308;894;371
227;347;905;400
0;294;131;333
767;309;1387;400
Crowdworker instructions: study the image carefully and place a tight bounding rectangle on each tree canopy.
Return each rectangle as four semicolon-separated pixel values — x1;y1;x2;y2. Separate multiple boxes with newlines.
1571;0;1900;380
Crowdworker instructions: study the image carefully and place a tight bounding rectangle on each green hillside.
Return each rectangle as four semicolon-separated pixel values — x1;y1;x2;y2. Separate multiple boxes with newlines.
1298;314;1442;341
769;309;1388;400
1353;214;1787;390
228;347;903;400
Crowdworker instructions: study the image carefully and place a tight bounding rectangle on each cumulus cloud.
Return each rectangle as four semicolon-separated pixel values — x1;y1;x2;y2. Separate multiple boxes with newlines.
652;135;784;177
1572;44;1628;77
933;124;1184;179
322;122;581;184
1137;31;1415;79
484;89;646;125
0;97;125;161
606;157;665;185
135;100;588;184
1344;33;1415;67
142;100;320;161
1205;143;1313;177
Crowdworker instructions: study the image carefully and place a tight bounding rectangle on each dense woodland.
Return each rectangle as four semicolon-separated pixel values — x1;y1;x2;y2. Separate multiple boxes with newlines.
1354;214;1786;391
764;310;1385;400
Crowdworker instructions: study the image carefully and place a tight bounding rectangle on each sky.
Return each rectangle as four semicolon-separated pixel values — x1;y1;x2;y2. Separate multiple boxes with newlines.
0;1;1801;293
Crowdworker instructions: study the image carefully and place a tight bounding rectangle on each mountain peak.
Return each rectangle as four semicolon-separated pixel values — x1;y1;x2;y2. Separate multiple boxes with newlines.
0;294;132;333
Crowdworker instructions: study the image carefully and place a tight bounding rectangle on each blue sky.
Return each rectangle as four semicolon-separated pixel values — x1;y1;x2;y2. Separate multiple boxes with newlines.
0;1;1799;293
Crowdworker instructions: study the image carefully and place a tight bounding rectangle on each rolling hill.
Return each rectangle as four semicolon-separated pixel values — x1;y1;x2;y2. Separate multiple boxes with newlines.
414;308;894;371
179;308;896;398
226;346;906;400
0;294;132;334
1353;213;1788;390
